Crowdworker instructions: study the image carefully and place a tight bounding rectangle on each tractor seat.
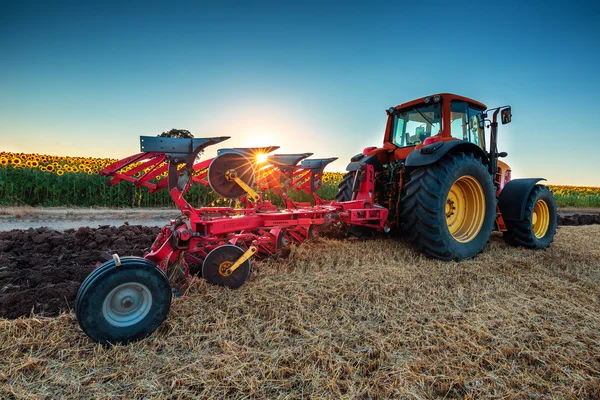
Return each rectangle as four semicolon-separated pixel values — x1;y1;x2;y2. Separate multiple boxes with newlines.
268;153;313;168
301;157;338;173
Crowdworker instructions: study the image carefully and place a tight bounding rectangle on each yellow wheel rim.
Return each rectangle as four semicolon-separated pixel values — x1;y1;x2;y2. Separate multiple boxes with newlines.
219;261;233;277
446;176;486;243
532;199;550;239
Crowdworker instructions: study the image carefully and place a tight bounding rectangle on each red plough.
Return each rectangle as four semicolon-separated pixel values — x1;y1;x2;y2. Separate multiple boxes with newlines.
76;136;389;344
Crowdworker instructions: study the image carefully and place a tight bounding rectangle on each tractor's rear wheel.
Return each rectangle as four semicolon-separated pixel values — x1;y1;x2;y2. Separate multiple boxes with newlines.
401;153;496;260
335;171;355;202
503;185;557;248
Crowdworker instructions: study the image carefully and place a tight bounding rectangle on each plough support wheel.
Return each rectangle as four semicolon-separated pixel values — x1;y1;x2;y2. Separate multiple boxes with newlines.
202;245;252;289
76;257;172;344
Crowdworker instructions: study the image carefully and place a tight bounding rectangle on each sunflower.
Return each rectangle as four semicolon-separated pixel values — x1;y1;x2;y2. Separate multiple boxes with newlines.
0;157;8;166
46;164;55;172
39;166;47;172
31;160;39;168
11;157;21;165
57;169;64;176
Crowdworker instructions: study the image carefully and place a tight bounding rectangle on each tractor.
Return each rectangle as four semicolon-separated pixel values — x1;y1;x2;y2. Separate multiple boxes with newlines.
336;93;558;260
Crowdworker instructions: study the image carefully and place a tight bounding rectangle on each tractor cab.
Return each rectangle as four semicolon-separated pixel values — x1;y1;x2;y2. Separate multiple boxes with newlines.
385;93;488;163
349;93;489;169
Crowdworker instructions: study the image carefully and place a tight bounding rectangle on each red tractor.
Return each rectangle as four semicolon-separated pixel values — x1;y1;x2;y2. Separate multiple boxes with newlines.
336;93;558;260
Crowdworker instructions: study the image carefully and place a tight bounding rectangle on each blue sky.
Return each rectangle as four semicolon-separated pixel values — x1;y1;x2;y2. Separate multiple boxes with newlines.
1;0;599;185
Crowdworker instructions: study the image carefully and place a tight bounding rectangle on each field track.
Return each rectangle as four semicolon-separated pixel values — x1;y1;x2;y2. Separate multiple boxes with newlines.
1;225;599;398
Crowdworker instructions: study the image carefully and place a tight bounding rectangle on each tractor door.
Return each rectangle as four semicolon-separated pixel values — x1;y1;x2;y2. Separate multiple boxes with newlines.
449;101;486;150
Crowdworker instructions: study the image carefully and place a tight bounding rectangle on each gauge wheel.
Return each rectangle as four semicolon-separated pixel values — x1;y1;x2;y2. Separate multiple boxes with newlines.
76;257;172;345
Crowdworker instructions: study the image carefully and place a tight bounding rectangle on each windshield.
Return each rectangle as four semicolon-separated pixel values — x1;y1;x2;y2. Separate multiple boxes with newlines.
391;103;442;147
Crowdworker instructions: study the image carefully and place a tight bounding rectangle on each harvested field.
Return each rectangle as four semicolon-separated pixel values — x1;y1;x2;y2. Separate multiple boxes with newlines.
1;225;599;398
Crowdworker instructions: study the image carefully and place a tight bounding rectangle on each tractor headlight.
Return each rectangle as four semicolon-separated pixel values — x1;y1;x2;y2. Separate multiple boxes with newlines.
433;95;441;103
424;96;431;104
386;107;396;115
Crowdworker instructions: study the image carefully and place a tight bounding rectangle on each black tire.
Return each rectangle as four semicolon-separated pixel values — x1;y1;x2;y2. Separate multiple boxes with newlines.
202;245;251;289
401;152;497;261
335;172;355;202
503;185;558;249
76;257;172;345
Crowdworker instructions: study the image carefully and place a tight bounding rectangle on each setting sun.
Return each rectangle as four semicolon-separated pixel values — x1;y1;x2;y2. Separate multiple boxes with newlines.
255;153;268;163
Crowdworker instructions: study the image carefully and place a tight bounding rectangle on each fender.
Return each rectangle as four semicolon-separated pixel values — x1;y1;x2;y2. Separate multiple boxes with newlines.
498;178;546;221
405;140;489;167
345;154;383;172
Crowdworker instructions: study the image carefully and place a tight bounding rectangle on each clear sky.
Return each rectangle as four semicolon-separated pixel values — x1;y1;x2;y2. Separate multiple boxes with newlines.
1;0;599;185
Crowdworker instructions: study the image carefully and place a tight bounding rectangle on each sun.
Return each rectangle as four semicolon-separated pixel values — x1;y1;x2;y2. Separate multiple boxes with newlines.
255;153;268;164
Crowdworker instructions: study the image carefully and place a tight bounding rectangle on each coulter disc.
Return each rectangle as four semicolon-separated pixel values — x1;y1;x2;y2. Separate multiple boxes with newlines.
208;152;255;199
202;244;251;289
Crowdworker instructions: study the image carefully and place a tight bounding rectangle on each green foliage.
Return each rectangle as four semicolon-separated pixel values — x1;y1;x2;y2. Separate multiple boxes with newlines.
0;166;217;207
0;166;340;208
159;129;194;138
551;188;600;208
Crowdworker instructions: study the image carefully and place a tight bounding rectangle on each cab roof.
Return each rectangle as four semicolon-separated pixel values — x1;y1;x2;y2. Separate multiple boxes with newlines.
395;93;487;111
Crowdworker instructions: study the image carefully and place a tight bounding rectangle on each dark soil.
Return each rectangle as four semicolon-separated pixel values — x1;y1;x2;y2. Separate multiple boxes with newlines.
558;213;600;225
0;225;160;319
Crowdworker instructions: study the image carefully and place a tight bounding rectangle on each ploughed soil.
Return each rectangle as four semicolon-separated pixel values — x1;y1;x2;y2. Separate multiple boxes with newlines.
0;225;160;319
558;213;600;225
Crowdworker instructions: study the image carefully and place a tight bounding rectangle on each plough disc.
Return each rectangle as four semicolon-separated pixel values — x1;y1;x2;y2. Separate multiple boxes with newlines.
202;245;252;289
208;152;255;199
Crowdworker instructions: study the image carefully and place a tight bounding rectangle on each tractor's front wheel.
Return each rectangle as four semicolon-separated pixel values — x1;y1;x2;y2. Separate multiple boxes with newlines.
401;153;497;260
503;185;558;248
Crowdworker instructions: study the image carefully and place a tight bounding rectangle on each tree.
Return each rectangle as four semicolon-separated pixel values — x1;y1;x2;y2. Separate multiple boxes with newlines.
159;129;194;138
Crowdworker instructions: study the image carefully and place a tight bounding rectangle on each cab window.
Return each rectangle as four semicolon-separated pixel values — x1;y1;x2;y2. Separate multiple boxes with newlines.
450;101;485;148
392;103;442;147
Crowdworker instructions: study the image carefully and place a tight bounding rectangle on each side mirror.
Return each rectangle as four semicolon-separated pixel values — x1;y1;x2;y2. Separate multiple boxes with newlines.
501;107;512;125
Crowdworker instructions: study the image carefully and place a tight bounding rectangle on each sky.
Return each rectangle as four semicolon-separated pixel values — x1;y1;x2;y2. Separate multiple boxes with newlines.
1;0;599;185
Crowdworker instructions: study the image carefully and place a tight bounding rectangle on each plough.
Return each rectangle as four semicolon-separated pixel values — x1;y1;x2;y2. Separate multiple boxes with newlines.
76;135;389;344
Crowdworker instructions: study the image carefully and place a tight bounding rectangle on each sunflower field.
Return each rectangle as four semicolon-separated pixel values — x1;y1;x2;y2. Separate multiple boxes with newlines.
0;152;215;207
546;185;600;208
1;151;598;208
0;152;344;207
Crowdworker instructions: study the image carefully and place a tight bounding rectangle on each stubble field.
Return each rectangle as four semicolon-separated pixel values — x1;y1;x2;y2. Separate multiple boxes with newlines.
1;224;599;399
